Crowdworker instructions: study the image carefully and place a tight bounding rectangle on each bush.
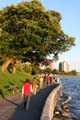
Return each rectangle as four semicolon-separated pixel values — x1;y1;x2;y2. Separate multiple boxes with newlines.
42;68;52;74
23;64;32;74
31;65;41;75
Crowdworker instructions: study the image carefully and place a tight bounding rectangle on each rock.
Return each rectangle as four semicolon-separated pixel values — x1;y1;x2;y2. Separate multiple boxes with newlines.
61;104;70;112
62;111;70;117
54;106;62;116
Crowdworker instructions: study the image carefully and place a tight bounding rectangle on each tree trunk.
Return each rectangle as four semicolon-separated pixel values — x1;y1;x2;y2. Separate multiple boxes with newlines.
12;64;17;74
12;60;20;74
1;57;13;72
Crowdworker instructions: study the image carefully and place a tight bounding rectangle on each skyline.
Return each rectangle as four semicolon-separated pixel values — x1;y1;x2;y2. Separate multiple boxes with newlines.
0;0;80;71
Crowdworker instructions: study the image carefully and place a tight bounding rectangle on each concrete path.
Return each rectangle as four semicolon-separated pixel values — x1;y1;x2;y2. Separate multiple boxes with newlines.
0;84;58;120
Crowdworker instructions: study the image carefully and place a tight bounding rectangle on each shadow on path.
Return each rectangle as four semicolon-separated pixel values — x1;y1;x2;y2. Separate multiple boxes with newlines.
9;84;58;120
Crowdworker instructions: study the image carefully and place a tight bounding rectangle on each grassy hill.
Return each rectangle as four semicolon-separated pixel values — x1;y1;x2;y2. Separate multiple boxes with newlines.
0;70;33;98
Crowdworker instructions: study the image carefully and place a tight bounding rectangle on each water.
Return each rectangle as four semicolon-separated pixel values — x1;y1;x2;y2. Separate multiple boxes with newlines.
61;76;80;119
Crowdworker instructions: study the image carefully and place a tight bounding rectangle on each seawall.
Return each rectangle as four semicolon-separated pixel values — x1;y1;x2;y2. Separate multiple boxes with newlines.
40;83;62;120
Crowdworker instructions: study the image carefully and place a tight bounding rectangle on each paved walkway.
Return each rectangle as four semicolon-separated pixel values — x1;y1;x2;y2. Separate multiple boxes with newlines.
0;84;58;120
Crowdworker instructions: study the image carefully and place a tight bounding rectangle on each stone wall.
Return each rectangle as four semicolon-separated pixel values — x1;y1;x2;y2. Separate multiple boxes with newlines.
40;83;62;120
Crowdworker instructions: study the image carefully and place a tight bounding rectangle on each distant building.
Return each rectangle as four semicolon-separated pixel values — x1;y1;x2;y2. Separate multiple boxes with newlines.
59;61;70;72
49;60;55;70
39;59;55;70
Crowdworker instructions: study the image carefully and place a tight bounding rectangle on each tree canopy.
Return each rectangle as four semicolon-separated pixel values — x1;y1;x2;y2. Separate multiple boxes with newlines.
0;0;75;67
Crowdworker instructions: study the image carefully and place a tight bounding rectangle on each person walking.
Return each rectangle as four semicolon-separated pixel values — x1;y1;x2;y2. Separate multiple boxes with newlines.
32;77;38;95
39;75;43;89
45;74;52;86
22;79;33;111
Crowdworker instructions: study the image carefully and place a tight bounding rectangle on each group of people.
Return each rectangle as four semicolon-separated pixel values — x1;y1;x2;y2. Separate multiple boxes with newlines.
22;74;61;111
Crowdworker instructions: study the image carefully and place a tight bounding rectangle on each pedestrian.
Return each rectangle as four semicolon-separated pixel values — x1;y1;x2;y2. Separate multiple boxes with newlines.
39;75;43;89
45;74;52;86
22;79;33;111
32;77;38;95
56;76;61;83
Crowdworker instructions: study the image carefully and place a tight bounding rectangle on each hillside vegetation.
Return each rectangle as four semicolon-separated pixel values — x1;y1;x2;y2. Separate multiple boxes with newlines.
0;70;33;98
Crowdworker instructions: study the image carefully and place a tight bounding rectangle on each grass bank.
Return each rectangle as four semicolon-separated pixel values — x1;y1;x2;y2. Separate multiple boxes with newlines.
0;70;33;98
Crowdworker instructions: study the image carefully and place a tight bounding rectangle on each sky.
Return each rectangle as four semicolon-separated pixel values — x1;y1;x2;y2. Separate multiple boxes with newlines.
0;0;80;71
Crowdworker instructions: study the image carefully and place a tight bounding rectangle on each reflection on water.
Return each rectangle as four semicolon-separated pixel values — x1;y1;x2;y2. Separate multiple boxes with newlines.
61;76;80;119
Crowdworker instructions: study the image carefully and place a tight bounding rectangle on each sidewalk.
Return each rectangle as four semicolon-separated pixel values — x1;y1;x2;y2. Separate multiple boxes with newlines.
0;84;58;120
0;94;22;120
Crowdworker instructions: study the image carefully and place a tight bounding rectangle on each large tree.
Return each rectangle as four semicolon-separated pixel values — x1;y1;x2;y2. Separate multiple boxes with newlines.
0;0;75;73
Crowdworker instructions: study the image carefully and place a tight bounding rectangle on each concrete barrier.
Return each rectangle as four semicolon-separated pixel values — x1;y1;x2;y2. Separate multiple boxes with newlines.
40;83;62;120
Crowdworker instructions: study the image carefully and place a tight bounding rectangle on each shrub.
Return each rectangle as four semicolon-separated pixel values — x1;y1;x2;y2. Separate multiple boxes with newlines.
23;64;32;74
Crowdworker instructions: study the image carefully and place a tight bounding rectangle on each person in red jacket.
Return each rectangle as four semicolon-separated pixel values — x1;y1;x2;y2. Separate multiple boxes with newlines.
45;74;52;86
22;79;33;111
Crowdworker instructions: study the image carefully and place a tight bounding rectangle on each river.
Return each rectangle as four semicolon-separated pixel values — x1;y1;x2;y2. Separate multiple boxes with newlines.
60;76;80;119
